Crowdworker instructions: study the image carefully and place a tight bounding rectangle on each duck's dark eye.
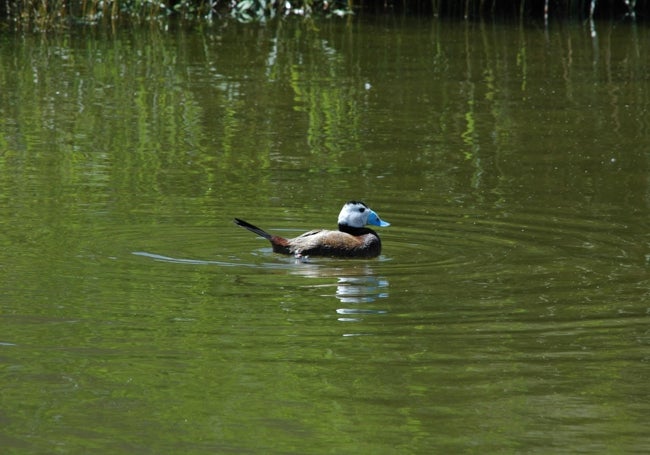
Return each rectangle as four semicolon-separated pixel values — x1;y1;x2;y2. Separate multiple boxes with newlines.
358;208;365;213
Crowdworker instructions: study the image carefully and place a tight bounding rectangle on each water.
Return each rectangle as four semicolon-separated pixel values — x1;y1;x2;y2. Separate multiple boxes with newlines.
1;17;649;453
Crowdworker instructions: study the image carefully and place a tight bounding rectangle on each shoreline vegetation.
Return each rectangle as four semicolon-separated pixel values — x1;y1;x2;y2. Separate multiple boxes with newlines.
0;0;643;31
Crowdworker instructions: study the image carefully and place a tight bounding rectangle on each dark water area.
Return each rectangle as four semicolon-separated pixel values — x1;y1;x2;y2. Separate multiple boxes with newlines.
1;17;649;453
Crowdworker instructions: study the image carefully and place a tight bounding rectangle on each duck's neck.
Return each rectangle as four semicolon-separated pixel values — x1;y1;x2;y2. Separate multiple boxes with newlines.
338;224;377;236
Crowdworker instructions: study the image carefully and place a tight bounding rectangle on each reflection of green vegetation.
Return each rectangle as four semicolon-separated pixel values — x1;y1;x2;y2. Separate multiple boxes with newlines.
283;27;362;172
0;20;373;219
0;19;649;217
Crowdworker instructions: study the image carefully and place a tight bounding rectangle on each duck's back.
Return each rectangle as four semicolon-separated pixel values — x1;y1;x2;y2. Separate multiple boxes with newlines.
289;229;381;258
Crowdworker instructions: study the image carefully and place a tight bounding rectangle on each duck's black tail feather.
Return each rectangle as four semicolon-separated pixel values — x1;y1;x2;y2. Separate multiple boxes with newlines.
234;218;273;241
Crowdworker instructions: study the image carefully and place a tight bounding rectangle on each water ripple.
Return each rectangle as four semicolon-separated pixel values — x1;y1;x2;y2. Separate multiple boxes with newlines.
385;208;641;277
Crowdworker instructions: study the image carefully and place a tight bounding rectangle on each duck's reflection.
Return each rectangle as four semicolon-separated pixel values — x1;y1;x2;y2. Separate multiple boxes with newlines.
291;263;389;323
335;275;389;303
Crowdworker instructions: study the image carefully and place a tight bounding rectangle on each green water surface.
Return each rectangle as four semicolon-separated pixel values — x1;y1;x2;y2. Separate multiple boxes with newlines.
1;17;649;453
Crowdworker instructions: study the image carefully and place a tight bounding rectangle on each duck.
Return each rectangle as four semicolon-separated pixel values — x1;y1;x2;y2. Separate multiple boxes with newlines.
234;201;390;258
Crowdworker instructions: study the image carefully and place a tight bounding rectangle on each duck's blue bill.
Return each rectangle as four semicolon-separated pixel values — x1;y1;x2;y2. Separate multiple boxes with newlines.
367;210;390;227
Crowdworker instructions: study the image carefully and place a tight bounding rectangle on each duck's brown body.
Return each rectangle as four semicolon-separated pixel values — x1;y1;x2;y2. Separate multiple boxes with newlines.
234;219;382;258
235;201;389;259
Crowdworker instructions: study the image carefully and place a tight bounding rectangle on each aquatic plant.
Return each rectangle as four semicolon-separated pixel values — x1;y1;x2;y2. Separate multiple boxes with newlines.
0;0;643;30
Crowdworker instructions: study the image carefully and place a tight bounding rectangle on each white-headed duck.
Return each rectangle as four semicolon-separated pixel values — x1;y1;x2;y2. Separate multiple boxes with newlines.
234;201;390;258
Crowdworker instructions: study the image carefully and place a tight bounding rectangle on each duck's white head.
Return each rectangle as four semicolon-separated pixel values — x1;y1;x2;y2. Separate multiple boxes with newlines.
337;201;390;229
